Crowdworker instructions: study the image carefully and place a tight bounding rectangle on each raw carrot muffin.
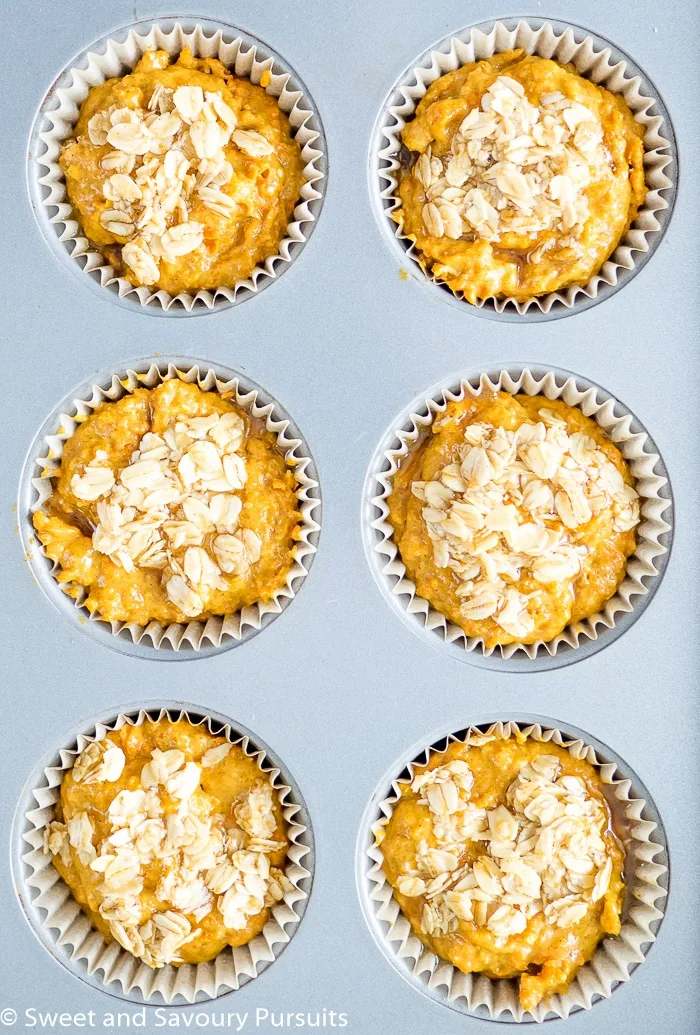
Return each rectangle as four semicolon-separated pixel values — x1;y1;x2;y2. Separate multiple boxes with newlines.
33;379;301;625
378;731;625;1011
388;391;640;648
44;718;293;967
59;47;305;294
396;50;646;303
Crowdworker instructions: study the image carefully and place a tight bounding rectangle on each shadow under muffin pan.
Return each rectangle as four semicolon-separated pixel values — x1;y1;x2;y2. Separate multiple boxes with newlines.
18;356;321;660
27;16;327;316
368;16;677;322
362;365;673;672
11;702;314;1005
355;715;669;1024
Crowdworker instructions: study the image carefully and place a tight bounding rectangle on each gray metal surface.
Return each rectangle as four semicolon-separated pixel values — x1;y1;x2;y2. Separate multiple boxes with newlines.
2;1;700;1034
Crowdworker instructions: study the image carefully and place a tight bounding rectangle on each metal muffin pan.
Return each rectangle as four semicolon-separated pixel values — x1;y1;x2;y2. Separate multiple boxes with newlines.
4;2;698;1034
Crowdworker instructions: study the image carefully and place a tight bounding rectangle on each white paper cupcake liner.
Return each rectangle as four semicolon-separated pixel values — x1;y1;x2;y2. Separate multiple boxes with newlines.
373;18;675;318
366;367;672;665
14;704;313;1005
21;357;321;655
360;719;668;1022
30;17;326;313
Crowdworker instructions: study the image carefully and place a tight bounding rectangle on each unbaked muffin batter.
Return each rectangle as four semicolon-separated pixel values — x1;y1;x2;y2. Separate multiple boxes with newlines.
396;50;646;302
388;392;639;647
60;48;305;294
33;379;301;625
379;732;625;1010
44;718;292;967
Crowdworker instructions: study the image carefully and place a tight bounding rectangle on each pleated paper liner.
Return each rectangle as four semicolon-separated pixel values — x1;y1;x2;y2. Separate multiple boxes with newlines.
30;17;326;313
366;367;672;668
373;18;675;319
15;704;314;1005
360;719;668;1023
21;357;321;656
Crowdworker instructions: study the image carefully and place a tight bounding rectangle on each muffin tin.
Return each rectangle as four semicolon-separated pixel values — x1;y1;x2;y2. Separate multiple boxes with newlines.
5;3;698;1034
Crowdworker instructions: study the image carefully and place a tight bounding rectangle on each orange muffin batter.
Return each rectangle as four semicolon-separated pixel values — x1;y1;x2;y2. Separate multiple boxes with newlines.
60;48;305;294
388;392;640;648
396;50;646;303
379;732;625;1011
44;718;292;967
33;379;301;625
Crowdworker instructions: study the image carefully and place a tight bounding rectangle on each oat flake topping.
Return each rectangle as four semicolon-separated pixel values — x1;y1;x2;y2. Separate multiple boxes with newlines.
86;84;275;286
411;410;640;640
44;738;291;968
416;75;608;251
70;408;262;618
396;746;616;941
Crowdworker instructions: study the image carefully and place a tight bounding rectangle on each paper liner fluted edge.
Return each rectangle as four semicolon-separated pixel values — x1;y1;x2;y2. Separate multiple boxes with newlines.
364;720;668;1022
34;20;325;312
369;368;671;660
19;706;312;1004
376;19;674;315
28;361;320;651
